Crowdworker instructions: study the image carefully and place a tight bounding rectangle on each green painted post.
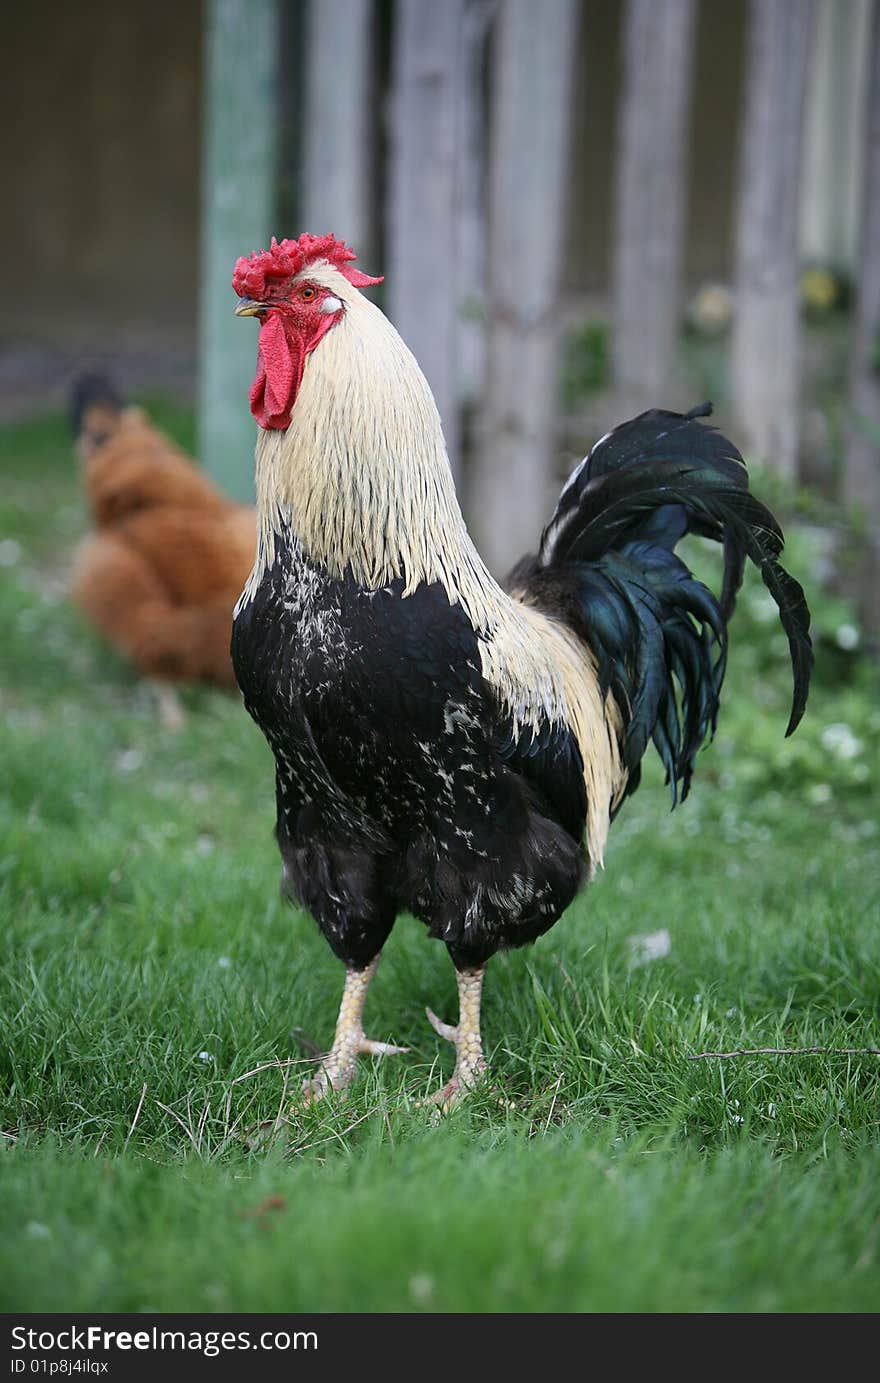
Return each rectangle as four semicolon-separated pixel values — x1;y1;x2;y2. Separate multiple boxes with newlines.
198;0;281;500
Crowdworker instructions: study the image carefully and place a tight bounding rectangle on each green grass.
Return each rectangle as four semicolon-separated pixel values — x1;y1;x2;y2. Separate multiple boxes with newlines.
1;408;879;1312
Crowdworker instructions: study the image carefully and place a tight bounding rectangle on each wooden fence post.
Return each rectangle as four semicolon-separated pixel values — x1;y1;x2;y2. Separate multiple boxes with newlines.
731;0;816;478
198;0;281;500
456;0;496;415
389;0;467;477
611;0;698;408
469;0;579;574
301;0;375;262
846;0;880;640
800;0;871;274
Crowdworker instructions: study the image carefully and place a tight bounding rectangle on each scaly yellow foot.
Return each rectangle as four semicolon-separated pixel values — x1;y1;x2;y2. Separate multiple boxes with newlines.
302;956;408;1102
423;966;487;1110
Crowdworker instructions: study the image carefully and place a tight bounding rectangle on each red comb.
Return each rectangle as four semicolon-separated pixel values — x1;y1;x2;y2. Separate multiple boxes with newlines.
232;233;382;299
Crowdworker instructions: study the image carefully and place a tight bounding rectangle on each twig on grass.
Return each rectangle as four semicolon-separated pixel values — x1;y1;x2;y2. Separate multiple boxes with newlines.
265;1057;295;1145
544;1073;564;1134
228;1055;313;1088
554;958;584;1015
196;1092;212;1151
689;1046;880;1060
122;1082;148;1153
222;1055;313;1151
218;1090;260;1155
155;1099;204;1158
294;1105;380;1158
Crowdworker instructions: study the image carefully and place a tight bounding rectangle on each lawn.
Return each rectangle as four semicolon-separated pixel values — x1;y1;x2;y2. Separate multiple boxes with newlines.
1;407;879;1313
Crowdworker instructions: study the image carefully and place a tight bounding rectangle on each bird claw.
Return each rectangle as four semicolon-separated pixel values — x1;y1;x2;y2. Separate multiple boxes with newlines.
421;1006;489;1110
417;1061;491;1113
301;1029;409;1103
420;1074;467;1112
358;1037;409;1057
425;1006;458;1043
301;1070;337;1103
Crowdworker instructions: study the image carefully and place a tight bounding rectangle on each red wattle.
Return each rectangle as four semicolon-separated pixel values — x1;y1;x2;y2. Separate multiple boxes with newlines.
250;315;304;430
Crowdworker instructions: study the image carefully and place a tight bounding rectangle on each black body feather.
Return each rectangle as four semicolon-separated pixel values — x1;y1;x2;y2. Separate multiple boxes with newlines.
232;535;585;971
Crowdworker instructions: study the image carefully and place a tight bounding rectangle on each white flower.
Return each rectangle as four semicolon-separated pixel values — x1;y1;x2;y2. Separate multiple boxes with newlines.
198;1051;213;1063
748;592;779;625
835;623;859;651
628;929;671;967
806;783;832;805
409;1273;435;1304
217;956;232;970
820;723;863;760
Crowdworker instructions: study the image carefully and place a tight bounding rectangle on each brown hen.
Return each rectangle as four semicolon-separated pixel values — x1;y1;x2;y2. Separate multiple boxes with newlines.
71;377;256;697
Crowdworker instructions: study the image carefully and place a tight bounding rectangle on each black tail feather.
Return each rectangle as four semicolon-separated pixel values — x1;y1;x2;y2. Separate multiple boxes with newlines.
519;542;728;805
538;405;813;743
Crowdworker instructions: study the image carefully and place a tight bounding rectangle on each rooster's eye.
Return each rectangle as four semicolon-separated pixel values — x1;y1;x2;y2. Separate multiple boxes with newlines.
300;286;317;302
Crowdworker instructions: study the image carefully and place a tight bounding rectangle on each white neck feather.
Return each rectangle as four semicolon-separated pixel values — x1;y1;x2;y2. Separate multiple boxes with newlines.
244;263;520;647
252;266;477;596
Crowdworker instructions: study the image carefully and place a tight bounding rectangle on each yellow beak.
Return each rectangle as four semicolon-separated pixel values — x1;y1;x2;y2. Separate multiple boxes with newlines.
234;298;266;318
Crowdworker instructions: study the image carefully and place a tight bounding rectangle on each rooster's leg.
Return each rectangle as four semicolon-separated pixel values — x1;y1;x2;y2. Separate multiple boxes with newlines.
303;956;408;1101
425;966;487;1109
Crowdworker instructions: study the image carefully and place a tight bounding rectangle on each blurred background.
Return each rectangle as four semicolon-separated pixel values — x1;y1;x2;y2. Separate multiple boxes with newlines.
2;0;879;627
3;2;880;1314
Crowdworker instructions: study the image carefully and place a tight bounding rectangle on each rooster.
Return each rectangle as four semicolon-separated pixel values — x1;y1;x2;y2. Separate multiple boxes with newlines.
71;376;256;716
230;233;812;1107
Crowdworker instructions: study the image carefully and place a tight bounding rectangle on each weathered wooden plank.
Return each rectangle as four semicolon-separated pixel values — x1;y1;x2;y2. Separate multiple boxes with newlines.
198;0;281;500
731;0;816;477
301;0;375;261
388;0;467;476
455;0;495;413
801;0;871;273
846;0;880;638
611;0;698;406
469;0;579;573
